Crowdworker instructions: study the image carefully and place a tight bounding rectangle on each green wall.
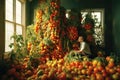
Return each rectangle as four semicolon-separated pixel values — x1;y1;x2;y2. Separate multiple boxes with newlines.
26;0;39;26
104;0;113;54
112;0;120;53
61;0;105;9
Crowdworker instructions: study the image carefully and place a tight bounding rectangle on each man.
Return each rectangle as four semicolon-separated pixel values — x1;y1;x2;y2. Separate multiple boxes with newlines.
76;36;91;57
67;36;92;61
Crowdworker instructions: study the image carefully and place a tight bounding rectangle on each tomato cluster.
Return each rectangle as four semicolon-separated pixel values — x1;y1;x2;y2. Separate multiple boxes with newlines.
84;23;92;30
67;26;78;41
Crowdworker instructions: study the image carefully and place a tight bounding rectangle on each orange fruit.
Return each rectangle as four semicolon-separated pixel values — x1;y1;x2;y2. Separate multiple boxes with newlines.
96;73;104;80
81;69;86;75
108;62;114;68
94;67;99;73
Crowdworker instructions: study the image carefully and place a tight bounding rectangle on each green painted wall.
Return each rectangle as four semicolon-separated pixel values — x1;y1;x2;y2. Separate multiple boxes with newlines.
61;0;105;9
112;0;120;53
26;0;39;26
104;0;113;54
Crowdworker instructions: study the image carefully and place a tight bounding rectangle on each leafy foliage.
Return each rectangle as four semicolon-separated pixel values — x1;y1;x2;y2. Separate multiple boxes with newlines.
9;34;27;61
26;24;37;43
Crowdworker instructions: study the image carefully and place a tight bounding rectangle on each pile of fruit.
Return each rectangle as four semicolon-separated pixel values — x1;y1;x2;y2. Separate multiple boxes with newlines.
1;55;120;80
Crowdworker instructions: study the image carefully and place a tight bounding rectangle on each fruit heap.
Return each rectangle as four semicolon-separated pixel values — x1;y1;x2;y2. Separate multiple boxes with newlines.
26;0;65;61
26;0;81;61
1;56;120;80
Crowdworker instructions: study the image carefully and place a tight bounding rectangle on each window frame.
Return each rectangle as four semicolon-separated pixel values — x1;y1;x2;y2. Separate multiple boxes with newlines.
5;0;26;52
81;9;105;46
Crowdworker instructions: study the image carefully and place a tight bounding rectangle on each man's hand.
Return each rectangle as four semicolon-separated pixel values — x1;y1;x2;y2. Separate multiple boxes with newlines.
76;50;82;53
76;50;86;55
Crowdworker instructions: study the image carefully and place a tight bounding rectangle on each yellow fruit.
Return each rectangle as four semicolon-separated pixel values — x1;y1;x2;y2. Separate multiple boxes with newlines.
112;73;119;79
108;62;114;68
92;60;98;67
109;58;114;62
81;69;86;75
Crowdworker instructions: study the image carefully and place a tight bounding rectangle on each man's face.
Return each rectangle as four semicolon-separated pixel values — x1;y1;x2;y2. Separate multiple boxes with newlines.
78;36;83;42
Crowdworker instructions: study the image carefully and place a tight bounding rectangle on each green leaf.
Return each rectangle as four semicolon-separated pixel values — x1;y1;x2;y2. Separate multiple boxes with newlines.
9;43;14;48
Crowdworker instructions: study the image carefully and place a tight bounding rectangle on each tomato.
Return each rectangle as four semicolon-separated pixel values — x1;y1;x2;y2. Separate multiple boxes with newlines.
88;66;93;71
74;61;80;67
108;62;114;68
116;67;120;73
57;72;66;80
106;56;111;62
93;67;99;73
70;62;75;67
96;73;104;80
78;65;83;70
87;69;92;76
102;70;107;77
98;65;104;71
108;68;116;74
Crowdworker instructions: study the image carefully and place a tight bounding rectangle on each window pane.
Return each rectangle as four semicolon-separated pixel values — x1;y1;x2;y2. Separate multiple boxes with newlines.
5;0;13;21
81;12;88;24
16;0;22;24
5;22;14;52
16;25;22;35
92;12;101;26
81;9;104;46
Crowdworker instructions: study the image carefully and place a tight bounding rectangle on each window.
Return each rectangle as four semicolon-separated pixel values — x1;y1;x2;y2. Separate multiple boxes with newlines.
5;0;25;52
81;9;104;46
